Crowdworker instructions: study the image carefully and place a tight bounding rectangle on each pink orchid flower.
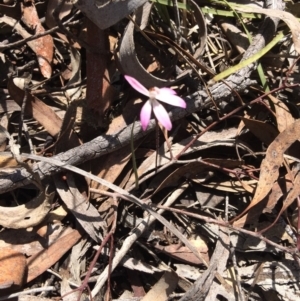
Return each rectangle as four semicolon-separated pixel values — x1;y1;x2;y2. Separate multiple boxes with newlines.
124;75;186;131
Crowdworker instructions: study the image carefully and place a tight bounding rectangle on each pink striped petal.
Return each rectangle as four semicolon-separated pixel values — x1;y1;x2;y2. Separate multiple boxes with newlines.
140;100;152;131
152;99;172;131
124;75;149;97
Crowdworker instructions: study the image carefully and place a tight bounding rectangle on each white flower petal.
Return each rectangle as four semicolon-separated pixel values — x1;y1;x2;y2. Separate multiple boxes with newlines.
152;99;172;131
124;75;149;97
140;100;152;131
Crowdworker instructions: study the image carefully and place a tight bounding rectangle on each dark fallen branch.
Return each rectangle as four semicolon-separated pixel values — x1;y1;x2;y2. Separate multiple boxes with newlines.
0;0;282;193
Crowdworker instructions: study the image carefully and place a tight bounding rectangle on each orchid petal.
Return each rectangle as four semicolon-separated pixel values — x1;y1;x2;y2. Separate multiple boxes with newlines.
159;87;177;95
152;99;172;131
124;75;149;97
156;92;186;108
140;100;152;131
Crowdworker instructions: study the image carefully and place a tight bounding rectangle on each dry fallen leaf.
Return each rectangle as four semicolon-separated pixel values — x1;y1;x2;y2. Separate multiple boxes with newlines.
21;1;53;78
121;256;162;274
26;228;82;283
236;174;294;228
232;119;300;225
8;77;63;137
54;173;106;242
141;270;178;301
269;94;295;132
154;238;209;266
242;117;279;146
0;155;19;168
0;15;53;78
0;248;27;294
0;223;67;257
260;170;300;233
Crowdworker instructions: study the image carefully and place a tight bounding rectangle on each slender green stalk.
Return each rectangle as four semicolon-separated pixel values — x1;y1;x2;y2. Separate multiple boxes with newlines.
213;31;284;82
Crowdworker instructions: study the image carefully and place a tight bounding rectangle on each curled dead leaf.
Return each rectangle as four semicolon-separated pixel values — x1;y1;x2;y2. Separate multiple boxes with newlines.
118;0;206;88
234;5;300;54
0;189;53;229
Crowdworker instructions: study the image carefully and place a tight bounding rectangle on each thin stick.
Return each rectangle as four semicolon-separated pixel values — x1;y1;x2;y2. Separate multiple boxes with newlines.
153;204;298;255
61;230;115;301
